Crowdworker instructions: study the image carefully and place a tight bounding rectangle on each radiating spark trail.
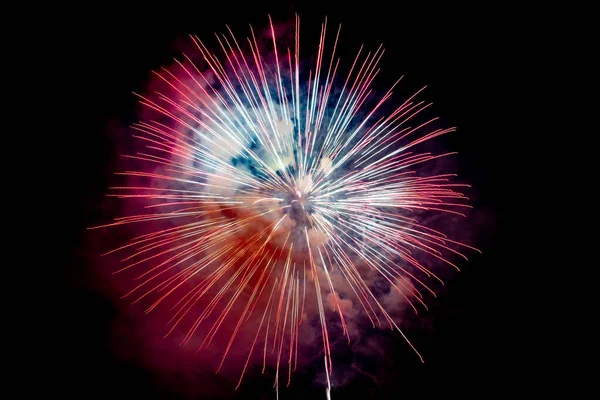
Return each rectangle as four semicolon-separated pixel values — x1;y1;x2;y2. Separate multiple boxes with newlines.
92;14;479;397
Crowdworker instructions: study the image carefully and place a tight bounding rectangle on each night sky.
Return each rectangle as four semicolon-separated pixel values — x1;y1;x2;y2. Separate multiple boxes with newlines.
59;3;513;398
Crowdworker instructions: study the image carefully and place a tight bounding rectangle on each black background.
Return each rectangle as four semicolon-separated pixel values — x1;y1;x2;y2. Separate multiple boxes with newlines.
59;2;518;398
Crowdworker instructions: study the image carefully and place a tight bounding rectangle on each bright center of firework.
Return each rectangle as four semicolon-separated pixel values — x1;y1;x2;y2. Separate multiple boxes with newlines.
283;188;313;228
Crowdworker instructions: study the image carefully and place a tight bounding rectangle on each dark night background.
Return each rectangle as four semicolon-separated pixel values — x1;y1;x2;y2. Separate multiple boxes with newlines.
57;2;521;398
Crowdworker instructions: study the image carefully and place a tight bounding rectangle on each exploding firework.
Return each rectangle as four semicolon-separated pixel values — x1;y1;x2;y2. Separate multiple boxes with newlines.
92;15;479;397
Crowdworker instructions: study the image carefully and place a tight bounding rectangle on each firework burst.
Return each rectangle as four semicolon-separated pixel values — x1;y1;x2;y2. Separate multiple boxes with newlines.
92;15;479;397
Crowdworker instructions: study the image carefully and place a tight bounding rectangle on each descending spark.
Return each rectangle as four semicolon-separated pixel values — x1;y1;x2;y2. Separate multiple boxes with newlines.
325;355;332;400
92;14;479;397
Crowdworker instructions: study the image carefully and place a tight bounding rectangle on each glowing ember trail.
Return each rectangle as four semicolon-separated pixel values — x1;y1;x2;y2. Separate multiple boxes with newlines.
92;15;479;397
